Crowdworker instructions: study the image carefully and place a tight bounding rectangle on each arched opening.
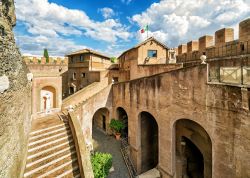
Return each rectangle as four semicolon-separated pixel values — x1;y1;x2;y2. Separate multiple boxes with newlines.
40;86;56;112
92;108;109;133
116;107;128;137
139;111;158;173
175;119;212;178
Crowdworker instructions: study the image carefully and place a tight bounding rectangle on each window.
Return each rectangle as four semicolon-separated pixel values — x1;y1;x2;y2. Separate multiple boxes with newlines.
80;55;84;62
112;77;119;83
148;50;157;58
69;87;74;94
81;72;86;78
73;72;76;80
240;43;245;51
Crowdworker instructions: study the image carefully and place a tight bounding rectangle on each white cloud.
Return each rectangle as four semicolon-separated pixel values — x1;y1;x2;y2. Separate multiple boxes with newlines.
132;0;250;47
15;34;87;56
15;0;130;55
98;7;115;19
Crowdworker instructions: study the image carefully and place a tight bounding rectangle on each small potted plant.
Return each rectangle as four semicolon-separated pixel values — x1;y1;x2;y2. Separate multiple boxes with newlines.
109;119;125;140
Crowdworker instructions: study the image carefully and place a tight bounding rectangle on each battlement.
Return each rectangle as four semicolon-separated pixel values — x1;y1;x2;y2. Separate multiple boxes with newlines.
23;56;68;65
176;18;250;63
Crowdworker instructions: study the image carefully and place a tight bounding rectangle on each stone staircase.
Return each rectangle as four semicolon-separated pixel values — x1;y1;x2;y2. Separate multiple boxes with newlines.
23;114;80;178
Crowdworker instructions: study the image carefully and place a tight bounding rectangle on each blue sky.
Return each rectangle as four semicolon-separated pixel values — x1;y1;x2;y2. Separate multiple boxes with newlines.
14;0;250;57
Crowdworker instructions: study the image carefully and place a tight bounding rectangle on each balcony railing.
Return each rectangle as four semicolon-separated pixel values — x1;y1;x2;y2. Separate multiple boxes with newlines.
208;66;250;86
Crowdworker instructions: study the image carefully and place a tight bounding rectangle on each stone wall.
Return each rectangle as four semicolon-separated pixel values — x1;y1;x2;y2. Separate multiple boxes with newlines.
176;18;250;63
0;0;31;177
112;64;250;178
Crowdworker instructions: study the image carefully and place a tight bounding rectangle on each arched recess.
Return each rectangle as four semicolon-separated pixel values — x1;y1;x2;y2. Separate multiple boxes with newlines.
116;107;128;137
92;107;110;133
174;119;212;178
40;86;56;112
139;111;159;173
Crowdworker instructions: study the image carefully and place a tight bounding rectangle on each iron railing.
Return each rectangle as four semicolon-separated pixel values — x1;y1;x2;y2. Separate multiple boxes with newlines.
120;137;137;178
208;66;250;85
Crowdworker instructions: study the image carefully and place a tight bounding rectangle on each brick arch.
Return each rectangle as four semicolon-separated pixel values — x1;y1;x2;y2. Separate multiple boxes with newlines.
92;107;110;133
173;118;212;178
36;83;60;113
116;107;128;137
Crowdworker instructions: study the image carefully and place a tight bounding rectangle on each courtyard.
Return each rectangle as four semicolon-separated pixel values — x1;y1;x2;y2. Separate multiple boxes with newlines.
92;127;129;178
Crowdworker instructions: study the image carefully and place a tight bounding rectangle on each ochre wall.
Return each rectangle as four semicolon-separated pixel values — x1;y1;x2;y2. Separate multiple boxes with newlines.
138;40;169;64
32;76;62;114
112;64;250;178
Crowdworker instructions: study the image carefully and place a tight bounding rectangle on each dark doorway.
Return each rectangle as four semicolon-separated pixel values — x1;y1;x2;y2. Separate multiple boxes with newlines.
140;112;158;173
69;87;74;94
182;136;204;178
175;119;212;178
92;108;109;133
102;115;106;131
117;107;128;137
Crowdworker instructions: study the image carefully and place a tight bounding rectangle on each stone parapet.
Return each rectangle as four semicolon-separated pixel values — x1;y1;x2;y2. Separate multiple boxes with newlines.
23;56;68;65
239;18;250;42
176;18;250;63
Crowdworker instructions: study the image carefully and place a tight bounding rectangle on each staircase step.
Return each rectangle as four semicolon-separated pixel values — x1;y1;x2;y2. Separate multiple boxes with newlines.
30;126;70;141
24;151;77;178
27;138;74;163
31;117;64;132
24;114;80;178
26;144;75;170
29;130;71;148
48;160;79;177
30;123;66;136
28;134;73;155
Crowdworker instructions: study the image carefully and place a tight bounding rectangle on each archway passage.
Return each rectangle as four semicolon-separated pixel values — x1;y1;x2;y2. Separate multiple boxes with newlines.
40;86;56;112
175;119;212;178
140;112;158;173
182;136;204;178
92;108;109;132
116;107;128;137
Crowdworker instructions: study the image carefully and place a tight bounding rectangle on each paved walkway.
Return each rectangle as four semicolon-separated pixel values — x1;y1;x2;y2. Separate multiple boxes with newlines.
92;127;129;178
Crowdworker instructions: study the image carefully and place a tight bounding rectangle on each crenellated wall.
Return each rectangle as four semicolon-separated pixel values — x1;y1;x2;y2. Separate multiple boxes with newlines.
23;56;68;114
176;18;250;63
23;56;68;65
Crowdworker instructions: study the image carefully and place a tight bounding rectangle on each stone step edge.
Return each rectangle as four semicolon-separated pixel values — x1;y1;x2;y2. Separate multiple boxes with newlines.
29;131;71;146
24;151;76;177
30;123;65;135
26;144;75;168
30;126;70;140
28;135;73;153
27;138;73;160
37;157;78;178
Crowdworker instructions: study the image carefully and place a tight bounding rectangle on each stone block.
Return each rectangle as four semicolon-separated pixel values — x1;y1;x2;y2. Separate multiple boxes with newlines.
239;18;250;42
199;35;214;52
187;40;199;53
215;28;234;47
178;44;187;55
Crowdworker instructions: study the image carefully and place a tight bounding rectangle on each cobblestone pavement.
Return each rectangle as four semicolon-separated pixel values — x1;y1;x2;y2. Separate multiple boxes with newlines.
92;127;130;178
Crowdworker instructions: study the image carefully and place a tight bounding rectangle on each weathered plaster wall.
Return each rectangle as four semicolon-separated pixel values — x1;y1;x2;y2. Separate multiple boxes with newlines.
70;84;113;142
130;59;183;80
138;40;169;65
112;64;250;178
32;76;62;114
0;0;31;177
